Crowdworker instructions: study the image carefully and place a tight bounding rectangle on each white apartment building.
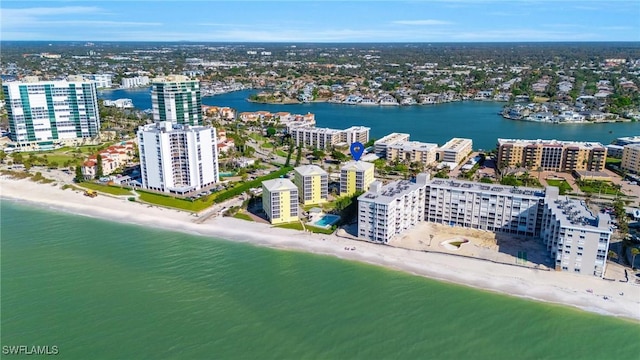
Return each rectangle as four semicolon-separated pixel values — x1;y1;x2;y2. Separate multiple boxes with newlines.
358;174;429;243
3;77;100;149
621;143;640;174
137;121;219;194
81;74;112;89
387;141;439;167
541;187;612;277
122;76;150;89
438;138;473;164
374;132;410;158
151;75;202;125
288;125;370;149
425;179;545;238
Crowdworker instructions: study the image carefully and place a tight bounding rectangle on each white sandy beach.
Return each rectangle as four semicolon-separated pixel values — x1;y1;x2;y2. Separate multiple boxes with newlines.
2;176;639;321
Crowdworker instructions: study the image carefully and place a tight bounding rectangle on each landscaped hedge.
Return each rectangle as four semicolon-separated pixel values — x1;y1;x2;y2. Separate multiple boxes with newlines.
212;166;292;203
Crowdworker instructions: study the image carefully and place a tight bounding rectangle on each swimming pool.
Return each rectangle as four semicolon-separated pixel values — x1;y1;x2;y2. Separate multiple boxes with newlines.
310;214;341;229
219;172;236;177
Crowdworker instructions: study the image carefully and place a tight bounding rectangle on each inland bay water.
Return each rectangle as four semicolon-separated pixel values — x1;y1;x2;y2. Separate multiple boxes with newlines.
1;90;638;358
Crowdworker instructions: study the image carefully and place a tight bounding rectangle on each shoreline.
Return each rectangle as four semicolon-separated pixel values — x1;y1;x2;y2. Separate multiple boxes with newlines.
2;177;639;322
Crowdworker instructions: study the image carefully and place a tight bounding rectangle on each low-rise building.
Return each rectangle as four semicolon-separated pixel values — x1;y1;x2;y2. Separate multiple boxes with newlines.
293;165;328;206
262;178;299;224
82;141;136;179
340;161;375;196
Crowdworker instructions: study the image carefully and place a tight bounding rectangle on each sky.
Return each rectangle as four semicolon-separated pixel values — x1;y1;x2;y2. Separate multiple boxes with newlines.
1;0;639;42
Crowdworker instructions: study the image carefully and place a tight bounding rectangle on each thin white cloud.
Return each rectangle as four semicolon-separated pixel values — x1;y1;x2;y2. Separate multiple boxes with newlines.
392;20;454;26
599;26;632;31
27;20;162;27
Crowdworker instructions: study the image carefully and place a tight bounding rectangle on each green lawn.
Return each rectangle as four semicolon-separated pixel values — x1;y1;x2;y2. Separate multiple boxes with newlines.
276;150;288;157
606;157;622;165
134;166;294;211
136;191;211;212
79;182;132;196
261;142;274;148
275;221;335;235
546;179;573;195
233;212;254;222
577;180;621;195
500;175;543;188
211;166;292;204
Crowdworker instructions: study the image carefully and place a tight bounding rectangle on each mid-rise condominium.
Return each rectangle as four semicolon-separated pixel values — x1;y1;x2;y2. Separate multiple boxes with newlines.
340;161;375;196
425;179;546;238
358;174;429;243
438;138;473;164
387;141;439;167
293;165;328;205
541;187;612;277
374;133;411;158
288;125;370;149
137;121;219;194
262;178;299;224
3;76;100;150
497;138;607;172
151;75;202;125
621;143;640;174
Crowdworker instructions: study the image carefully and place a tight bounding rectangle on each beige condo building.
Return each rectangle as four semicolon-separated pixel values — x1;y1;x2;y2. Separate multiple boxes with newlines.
497;139;607;172
621;143;640;174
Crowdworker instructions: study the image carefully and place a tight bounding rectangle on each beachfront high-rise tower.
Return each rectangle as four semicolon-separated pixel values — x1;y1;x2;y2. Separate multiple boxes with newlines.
340;161;375;197
151;75;202;125
137;121;219;194
262;178;299;224
293;165;328;206
2;76;100;151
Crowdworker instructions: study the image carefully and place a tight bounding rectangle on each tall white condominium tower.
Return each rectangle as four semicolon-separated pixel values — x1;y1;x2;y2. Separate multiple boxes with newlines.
138;121;219;194
151;75;202;125
3;76;100;150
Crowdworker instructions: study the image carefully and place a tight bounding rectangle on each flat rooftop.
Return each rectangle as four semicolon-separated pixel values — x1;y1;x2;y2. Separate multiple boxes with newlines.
359;179;425;205
428;179;546;198
547;196;611;231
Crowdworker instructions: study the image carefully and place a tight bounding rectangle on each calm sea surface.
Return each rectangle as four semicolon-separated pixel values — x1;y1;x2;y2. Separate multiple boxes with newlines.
2;201;639;359
99;88;639;150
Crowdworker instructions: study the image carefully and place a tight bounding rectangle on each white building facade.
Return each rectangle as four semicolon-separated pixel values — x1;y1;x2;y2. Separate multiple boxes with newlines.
541;187;612;277
425;179;545;238
137;122;219;194
3;78;100;148
358;174;429;243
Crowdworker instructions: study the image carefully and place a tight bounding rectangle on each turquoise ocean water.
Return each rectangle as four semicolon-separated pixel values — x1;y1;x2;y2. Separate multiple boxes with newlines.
2;201;639;359
99;89;639;150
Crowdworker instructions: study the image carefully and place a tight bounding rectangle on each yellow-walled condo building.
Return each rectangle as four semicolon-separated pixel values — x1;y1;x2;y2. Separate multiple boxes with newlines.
262;178;299;224
340;161;375;197
293;165;328;206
